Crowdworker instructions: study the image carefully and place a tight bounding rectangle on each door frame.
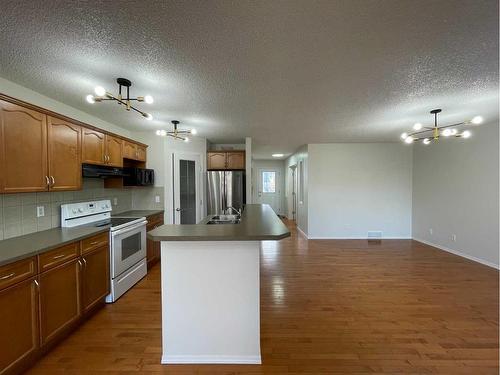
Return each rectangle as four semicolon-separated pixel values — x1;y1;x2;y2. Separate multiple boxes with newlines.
288;165;297;221
172;152;202;224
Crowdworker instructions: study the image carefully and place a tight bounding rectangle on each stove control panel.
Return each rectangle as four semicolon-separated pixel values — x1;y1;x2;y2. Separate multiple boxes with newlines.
61;200;112;227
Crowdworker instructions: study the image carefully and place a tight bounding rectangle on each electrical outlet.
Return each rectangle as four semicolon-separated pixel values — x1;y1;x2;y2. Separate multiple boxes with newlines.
113;198;118;206
36;206;45;217
154;195;161;203
451;234;457;242
429;228;433;235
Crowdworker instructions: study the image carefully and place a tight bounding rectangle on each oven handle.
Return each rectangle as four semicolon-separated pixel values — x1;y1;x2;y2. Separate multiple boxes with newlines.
111;220;148;236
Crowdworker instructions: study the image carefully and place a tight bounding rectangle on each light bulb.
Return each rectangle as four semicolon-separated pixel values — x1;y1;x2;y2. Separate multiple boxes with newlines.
144;95;154;104
404;136;414;144
423;138;431;145
449;129;458;136
462;130;471;138
272;153;284;158
184;137;189;143
401;132;408;140
86;94;95;104
442;129;452;137
156;130;166;136
143;113;153;120
413;123;422;131
471;115;483;125
94;86;106;96
190;128;197;135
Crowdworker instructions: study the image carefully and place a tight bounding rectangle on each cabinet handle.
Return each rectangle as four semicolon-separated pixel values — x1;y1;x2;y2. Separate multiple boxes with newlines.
82;258;87;268
90;241;99;245
77;259;83;269
52;254;66;260
45;176;50;186
0;272;15;280
50;176;55;186
34;279;39;289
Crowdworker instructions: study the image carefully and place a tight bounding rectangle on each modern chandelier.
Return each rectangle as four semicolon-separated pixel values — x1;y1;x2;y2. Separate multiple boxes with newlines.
400;109;483;145
86;78;154;120
156;120;197;142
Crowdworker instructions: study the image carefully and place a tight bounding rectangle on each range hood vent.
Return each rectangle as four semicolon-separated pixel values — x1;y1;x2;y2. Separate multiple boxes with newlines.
82;163;129;178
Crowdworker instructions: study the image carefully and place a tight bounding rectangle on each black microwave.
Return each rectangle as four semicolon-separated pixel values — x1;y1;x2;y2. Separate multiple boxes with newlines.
123;168;155;186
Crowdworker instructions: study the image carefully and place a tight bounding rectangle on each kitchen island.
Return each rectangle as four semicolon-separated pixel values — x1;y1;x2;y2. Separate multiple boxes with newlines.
148;204;290;365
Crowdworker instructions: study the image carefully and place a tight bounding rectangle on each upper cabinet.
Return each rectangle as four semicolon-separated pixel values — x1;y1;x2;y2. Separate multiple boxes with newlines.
123;140;146;162
0;100;48;193
105;135;123;167
82;129;105;165
47;117;82;191
207;151;245;170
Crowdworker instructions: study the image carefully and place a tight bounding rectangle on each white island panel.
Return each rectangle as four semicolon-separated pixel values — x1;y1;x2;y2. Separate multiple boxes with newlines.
161;240;261;364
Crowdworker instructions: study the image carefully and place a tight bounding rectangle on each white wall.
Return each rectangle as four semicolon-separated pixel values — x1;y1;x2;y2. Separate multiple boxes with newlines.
307;143;412;239
251;159;286;214
412;121;499;268
131;131;207;224
0;76;131;137
285;145;309;235
245;137;252;204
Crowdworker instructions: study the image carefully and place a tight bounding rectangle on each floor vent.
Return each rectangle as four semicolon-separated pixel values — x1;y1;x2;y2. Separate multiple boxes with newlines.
367;231;383;242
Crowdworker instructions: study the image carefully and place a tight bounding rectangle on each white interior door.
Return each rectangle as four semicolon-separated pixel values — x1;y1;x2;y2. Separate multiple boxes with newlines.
256;168;281;214
173;153;201;224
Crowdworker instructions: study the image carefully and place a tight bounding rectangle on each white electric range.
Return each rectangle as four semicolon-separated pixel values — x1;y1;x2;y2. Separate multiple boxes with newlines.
61;199;148;303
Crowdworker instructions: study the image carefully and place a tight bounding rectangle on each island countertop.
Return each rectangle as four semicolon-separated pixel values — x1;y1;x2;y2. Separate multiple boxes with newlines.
147;204;290;241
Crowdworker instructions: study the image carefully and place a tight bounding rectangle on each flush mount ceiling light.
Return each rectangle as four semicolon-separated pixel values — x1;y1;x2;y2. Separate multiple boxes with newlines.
86;78;154;120
401;109;482;145
272;153;284;158
156;120;196;142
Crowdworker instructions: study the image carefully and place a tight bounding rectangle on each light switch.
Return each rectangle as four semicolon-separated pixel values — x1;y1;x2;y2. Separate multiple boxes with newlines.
155;195;161;203
36;206;45;217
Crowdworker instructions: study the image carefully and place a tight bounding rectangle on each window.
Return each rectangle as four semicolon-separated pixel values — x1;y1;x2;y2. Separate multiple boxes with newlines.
262;171;276;193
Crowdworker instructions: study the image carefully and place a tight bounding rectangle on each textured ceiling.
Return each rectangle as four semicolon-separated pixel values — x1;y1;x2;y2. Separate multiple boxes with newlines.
0;0;498;159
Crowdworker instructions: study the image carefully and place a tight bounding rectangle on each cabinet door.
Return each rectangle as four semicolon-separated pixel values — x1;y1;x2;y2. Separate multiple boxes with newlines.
39;259;81;346
0;278;39;375
207;152;227;170
136;145;147;162
82;128;105;165
0;100;48;193
123;141;137;160
82;246;110;313
47;116;82;191
105;135;123;167
226;152;245;170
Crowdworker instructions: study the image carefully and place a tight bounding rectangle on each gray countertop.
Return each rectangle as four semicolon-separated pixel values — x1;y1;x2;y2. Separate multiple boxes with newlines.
113;209;164;218
148;204;290;241
0;226;109;267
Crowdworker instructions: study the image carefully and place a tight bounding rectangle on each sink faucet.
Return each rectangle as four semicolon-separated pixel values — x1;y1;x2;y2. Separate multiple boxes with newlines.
227;206;242;216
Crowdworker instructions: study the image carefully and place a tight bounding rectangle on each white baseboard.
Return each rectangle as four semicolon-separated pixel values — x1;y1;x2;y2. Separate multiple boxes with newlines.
296;226;308;239
413;237;499;270
307;236;412;240
161;355;261;364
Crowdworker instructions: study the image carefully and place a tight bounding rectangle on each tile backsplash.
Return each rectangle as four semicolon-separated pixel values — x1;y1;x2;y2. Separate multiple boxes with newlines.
0;179;164;240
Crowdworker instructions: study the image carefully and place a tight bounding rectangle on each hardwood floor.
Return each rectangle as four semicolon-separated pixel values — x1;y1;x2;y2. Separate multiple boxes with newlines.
25;221;499;374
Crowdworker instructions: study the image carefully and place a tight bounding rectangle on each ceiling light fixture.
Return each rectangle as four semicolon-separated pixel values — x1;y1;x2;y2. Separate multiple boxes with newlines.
272;153;284;158
400;109;481;145
86;78;153;120
156;120;196;142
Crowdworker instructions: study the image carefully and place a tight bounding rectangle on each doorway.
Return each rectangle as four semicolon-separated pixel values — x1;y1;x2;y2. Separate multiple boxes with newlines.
255;168;281;214
173;153;201;224
288;165;297;221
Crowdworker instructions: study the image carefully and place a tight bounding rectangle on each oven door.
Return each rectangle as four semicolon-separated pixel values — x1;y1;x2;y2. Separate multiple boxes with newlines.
111;221;147;278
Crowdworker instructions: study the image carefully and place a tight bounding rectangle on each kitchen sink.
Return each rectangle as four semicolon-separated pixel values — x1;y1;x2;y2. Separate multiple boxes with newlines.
206;214;241;225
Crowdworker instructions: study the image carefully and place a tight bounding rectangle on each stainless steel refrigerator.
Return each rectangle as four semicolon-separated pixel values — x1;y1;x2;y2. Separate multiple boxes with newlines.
207;171;246;215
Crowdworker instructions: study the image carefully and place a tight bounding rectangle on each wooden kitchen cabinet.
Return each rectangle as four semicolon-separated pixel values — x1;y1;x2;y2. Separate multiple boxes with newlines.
0;278;39;375
81;245;110;313
105;134;123;167
47;116;82;191
123;140;146;162
226;151;245;170
146;213;164;269
207;151;245;170
82;128;105;165
0;100;48;193
38;259;81;346
207;152;227;170
136;145;147;162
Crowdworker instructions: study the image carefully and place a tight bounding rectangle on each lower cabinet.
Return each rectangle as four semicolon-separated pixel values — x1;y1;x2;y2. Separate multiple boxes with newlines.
146;213;164;269
0;233;110;374
82;246;110;312
0;278;39;375
39;259;81;346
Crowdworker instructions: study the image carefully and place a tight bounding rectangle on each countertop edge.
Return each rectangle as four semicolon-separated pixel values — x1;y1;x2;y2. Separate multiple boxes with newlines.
147;231;291;242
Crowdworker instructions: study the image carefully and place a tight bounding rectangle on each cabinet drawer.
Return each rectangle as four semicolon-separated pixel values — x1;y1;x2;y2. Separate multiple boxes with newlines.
39;242;79;272
81;232;109;255
0;257;37;291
